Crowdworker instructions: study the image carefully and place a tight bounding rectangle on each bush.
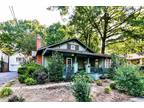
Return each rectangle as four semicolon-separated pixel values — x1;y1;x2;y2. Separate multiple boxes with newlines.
25;78;37;86
108;54;126;79
0;87;13;98
95;80;102;86
18;66;27;75
73;71;93;83
115;65;144;97
110;82;116;89
72;72;92;102
48;52;64;82
18;75;27;83
18;63;41;76
18;63;46;85
104;86;112;94
8;95;25;102
32;67;48;84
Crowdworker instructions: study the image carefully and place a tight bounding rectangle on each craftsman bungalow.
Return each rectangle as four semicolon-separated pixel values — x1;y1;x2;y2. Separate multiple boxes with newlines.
36;37;111;79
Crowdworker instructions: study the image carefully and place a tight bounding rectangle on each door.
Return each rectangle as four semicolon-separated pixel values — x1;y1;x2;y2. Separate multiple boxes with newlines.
66;58;72;69
66;58;73;79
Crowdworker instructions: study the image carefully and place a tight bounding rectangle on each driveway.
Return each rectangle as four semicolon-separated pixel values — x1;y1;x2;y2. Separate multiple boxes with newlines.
0;72;18;85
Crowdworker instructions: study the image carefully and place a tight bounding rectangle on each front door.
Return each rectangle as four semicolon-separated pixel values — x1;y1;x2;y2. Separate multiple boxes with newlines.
66;58;73;79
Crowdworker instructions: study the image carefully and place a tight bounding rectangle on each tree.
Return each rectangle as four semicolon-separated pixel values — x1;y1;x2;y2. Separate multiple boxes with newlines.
49;6;142;54
108;11;144;54
47;52;64;82
0;20;46;55
45;23;68;45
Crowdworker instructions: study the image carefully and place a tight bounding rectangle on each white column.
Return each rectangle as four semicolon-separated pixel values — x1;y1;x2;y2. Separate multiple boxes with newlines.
86;57;91;73
74;56;78;73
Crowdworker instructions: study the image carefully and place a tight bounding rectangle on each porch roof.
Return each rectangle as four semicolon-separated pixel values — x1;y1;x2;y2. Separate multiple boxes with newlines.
43;48;111;58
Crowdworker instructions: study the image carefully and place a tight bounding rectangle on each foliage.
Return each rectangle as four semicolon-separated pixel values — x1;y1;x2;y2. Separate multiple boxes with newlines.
45;23;67;45
18;63;41;76
25;78;37;86
18;75;27;83
104;86;112;94
48;52;64;82
108;54;126;79
52;6;143;54
115;65;144;97
110;82;116;89
73;71;93;83
8;95;25;102
72;72;92;102
32;67;48;84
0;20;46;55
18;63;49;85
0;87;13;98
95;80;102;86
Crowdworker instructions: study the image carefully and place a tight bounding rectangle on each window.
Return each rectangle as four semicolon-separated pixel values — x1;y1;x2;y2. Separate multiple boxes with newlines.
16;57;24;64
67;43;79;51
71;44;76;50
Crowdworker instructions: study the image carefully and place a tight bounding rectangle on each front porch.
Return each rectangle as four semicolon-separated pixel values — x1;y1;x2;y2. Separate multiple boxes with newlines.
42;50;111;80
63;54;111;79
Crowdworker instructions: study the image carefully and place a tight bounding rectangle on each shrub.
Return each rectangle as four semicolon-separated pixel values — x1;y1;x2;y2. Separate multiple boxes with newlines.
25;78;37;86
104;86;112;94
18;63;41;76
73;71;93;83
48;52;64;82
32;67;48;84
110;82;116;89
18;75;27;83
115;65;144;97
0;87;13;98
8;95;25;102
72;72;92;102
95;80;102;86
18;66;27;75
18;63;46;84
108;54;126;79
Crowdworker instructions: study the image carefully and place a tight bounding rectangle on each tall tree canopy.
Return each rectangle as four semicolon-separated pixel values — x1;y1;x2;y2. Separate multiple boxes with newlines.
108;9;144;54
45;22;74;45
0;20;46;55
49;6;143;54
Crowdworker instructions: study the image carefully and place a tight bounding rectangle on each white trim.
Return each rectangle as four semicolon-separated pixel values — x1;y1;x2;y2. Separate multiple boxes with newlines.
66;58;72;67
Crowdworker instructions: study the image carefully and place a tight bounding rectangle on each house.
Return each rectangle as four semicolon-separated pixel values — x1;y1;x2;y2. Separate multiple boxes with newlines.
0;51;9;72
125;52;144;66
36;36;111;79
9;53;26;72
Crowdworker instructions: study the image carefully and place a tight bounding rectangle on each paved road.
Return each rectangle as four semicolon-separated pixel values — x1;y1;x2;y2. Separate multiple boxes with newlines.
0;72;18;85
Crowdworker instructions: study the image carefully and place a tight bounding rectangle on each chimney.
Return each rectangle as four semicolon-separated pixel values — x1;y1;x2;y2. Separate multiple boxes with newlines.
36;35;41;50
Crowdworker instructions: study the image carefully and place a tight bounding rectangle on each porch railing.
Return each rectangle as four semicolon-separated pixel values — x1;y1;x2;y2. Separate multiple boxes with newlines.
90;67;109;74
64;66;74;80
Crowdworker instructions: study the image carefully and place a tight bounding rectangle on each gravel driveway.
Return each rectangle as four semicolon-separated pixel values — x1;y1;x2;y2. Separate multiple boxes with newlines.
0;72;18;85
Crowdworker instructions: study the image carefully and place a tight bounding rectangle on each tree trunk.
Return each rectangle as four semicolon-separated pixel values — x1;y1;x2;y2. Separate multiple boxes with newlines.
101;39;106;54
88;34;91;48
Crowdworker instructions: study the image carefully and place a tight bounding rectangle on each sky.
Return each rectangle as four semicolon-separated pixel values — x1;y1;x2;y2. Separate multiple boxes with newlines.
0;0;142;26
0;0;65;26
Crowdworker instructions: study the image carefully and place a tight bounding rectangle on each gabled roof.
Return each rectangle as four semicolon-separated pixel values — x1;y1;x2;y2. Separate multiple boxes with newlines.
36;38;111;58
43;48;111;58
37;38;95;55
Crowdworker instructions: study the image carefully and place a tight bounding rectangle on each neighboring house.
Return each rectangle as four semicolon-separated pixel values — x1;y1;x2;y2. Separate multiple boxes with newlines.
36;37;111;79
0;51;9;72
9;53;26;72
126;52;144;66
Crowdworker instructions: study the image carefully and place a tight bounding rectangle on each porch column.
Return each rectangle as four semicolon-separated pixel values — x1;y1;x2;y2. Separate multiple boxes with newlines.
86;57;91;73
140;58;143;65
73;56;78;73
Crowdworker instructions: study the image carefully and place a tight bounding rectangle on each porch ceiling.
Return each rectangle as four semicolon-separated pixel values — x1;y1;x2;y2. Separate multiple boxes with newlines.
43;48;111;58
